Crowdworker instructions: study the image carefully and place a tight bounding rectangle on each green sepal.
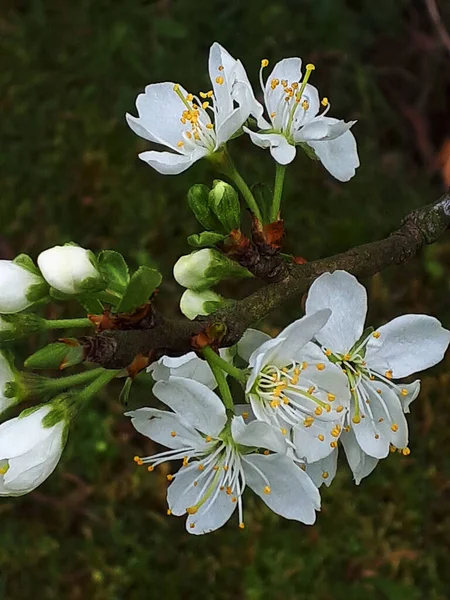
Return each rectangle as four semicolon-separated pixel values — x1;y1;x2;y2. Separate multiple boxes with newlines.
0;313;47;342
24;341;84;370
77;296;104;314
13;254;41;276
97;250;130;297
187;184;223;231
349;326;375;358
76;276;107;295
116;267;162;314
26;281;50;303
187;232;226;248
298;142;320;161
208;180;240;232
119;377;133;406
251;182;273;224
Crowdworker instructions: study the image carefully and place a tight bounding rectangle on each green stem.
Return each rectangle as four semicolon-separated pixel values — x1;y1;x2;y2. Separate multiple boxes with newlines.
204;348;234;411
202;346;247;383
44;318;94;330
271;164;287;222
45;368;106;392
77;369;121;402
212;148;263;222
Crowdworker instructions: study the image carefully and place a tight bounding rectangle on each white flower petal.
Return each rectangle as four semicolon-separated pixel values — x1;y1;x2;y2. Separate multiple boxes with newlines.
0;406;52;459
293;414;344;462
295;117;355;143
167;465;205;516
0;261;43;314
306;119;359;182
126;82;192;151
231;416;286;453
148;352;217;389
125;407;206;449
208;43;234;130
243;128;297;165
299;359;351;403
341;428;379;484
305;271;367;354
399;380;420;414
264;58;302;118
364;380;409;449
37;245;99;295
186;488;237;535
365;315;450;378
237;328;272;363
138;150;202;175
216;105;250;146
246;337;286;392
243;454;320;524
153;377;227;437
305;449;338;488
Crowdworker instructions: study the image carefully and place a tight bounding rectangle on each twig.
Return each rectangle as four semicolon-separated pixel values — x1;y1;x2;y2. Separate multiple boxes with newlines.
425;0;450;57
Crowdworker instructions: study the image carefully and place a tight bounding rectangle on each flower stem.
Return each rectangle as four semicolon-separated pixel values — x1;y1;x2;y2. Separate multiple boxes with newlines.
44;368;107;392
212;148;263;222
271;164;287;222
204;347;234;411
44;318;94;330
77;369;121;402
202;346;247;383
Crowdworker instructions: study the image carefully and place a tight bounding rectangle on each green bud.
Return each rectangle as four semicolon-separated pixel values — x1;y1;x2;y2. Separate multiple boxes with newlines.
180;289;229;320
173;249;252;291
209;180;240;232
25;341;85;370
187;231;226;249
187;184;222;231
0;313;47;342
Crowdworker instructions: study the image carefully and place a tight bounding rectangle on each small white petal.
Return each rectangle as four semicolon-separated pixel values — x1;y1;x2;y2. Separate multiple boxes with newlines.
231;416;287;453
264;58;302;118
293;414;344;463
186;488;236;535
237;328;272;363
37;245;99;295
306;120;359;182
399;380;420;414
0;406;53;458
305;271;367;354
365;315;450;378
153;377;227;437
305;448;338;488
138;150;202;175
148;352;217;390
341;428;379;484
0;261;43;314
167;465;206;516
244;128;297;165
243;454;320;524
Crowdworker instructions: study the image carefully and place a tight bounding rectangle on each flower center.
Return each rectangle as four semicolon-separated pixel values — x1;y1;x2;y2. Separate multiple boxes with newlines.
173;84;217;153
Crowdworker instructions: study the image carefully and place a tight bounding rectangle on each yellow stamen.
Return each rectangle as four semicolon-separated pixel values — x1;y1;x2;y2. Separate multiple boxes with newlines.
324;349;332;356
304;416;314;428
216;76;224;85
264;486;271;494
314;406;323;416
352;415;361;424
318;434;325;441
321;97;329;106
385;370;393;379
205;436;212;442
336;405;344;413
322;471;329;479
239;522;245;529
316;363;325;371
166;474;173;481
306;63;316;71
401;388;408;396
391;423;399;432
402;447;411;456
202;101;209;109
176;141;184;148
372;332;381;339
242;412;249;419
167;509;172;515
218;65;224;71
147;466;154;472
261;59;269;68
327;393;336;402
330;441;337;448
264;450;270;456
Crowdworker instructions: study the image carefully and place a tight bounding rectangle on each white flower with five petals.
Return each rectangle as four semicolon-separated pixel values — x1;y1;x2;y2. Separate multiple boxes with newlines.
126;43;256;175
245;310;351;463
305;270;450;479
127;376;320;534
244;58;359;181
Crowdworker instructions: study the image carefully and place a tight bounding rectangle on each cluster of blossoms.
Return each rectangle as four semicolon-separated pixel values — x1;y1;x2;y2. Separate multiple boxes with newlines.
129;271;450;534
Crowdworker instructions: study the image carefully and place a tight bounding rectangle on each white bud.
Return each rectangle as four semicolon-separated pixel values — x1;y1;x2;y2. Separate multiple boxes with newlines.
173;249;251;291
37;245;100;295
0;351;16;415
0;261;44;314
0;404;66;496
180;288;224;320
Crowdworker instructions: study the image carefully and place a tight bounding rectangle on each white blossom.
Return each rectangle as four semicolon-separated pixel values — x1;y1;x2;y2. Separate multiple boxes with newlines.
37;244;100;295
127;376;320;534
245;310;351;463
0;260;44;314
126;43;256;175
305;270;450;479
244;58;359;181
0;404;66;496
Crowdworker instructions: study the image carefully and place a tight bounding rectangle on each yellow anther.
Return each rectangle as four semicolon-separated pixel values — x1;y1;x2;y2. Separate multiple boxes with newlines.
372;332;381;339
283;398;290;405
318;434;325;441
220;486;225;491
324;349;332;356
331;428;340;438
385;370;393;379
322;471;329;479
213;465;219;471
261;59;269;68
321;97;329;106
343;354;351;361
370;375;375;380
167;474;173;481
291;376;299;385
273;386;283;397
304;416;314;428
306;63;316;71
242;412;249;419
366;399;370;404
167;509;172;515
206;435;212;442
194;132;200;140
207;90;213;97
147;465;154;472
183;456;189;467
223;465;229;472
301;100;309;110
239;522;245;529
352;415;361;424
186;93;194;101
264;486;271;494
402;447;411;456
226;486;232;495
189;523;195;529
280;428;288;435
281;79;288;87
180;117;187;124
193;481;198;486
376;389;382;394
216;76;224;85
391;423;399;432
307;386;315;394
314;406;323;416
218;65;224;71
133;456;141;463
344;426;351;432
176;141;184;148
202;101;209;109
325;404;331;413
378;418;384;423
232;496;237;503
292;82;299;89
302;362;308;370
336;405;344;413
401;388;408;396
264;450;270;455
206;123;214;129
375;434;380;440
270;399;280;409
327;393;336;402
389;444;397;453
185;131;192;139
199;92;207;98
170;431;177;438
330;441;337;448
198;464;204;471
270;111;276;118
316;363;325;371
173;84;180;91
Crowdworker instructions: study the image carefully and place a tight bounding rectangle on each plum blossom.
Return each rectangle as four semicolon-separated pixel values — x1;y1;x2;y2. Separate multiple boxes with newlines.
0;260;45;314
244;58;359;181
38;244;100;295
126;43;256;175
305;270;450;479
127;376;320;534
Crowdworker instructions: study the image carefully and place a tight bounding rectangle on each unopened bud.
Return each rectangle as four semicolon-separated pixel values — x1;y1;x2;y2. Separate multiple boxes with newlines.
24;340;85;370
0;257;47;314
180;289;227;320
187;184;222;231
0;313;47;342
173;249;252;291
209;180;240;232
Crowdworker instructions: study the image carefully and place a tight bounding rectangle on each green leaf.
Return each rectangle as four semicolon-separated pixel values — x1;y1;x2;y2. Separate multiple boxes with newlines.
187;184;223;231
117;267;162;313
252;183;273;224
77;296;104;314
97;250;130;296
187;231;226;248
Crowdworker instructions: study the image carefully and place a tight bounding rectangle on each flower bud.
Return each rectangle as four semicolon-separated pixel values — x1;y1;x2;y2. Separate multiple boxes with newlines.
0;400;69;496
0;313;47;342
180;289;227;320
24;340;85;370
187;184;222;231
208;180;240;232
0;351;17;415
0;259;46;314
37;244;102;295
173;249;252;291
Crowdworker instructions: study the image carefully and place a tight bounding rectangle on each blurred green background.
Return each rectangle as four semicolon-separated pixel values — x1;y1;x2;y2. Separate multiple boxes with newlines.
2;0;450;598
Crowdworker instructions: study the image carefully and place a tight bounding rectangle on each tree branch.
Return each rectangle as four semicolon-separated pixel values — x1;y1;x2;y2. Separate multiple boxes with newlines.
81;193;450;369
